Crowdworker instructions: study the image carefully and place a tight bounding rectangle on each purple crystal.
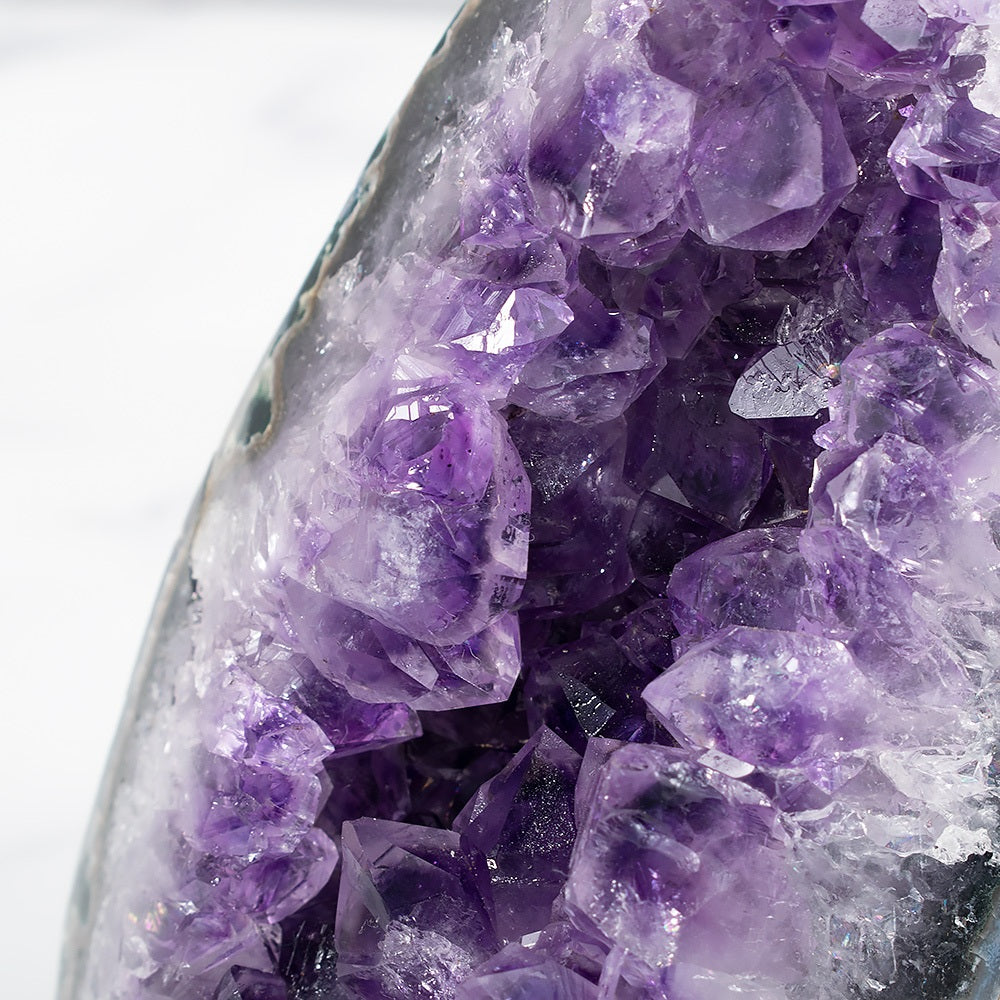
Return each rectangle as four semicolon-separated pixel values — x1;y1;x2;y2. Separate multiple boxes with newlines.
890;92;1000;205
62;1;1000;999
643;626;881;780
455;941;597;1000
687;62;857;250
336;819;496;999
322;384;530;647
527;5;695;240
454;727;581;943
511;411;635;614
624;337;771;530
770;4;838;69
666;527;807;643
213;967;288;1000
564;741;811;992
935;201;1000;366
524;627;663;750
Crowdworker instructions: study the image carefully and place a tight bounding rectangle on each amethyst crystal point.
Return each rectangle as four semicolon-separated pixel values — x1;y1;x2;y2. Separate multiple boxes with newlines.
642;626;880;777
564;742;810;994
665;527;807;642
62;0;1000;998
213;967;288;1000
687;61;858;250
329;383;530;645
454;726;581;944
336;819;497;999
455;942;598;1000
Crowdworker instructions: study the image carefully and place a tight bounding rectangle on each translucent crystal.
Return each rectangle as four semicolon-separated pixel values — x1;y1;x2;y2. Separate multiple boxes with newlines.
60;1;1000;999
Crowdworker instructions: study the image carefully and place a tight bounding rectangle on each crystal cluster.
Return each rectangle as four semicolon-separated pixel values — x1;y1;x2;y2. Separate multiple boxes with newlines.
60;1;1000;999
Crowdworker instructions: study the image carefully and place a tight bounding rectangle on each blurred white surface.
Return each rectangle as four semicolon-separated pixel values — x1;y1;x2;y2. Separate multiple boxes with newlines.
0;2;459;995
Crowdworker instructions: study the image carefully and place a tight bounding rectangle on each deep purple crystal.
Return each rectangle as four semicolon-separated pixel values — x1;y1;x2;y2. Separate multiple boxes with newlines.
454;726;581;944
61;1;1000;999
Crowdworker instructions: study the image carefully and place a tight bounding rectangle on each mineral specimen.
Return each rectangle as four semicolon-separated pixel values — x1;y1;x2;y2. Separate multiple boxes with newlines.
59;0;1000;998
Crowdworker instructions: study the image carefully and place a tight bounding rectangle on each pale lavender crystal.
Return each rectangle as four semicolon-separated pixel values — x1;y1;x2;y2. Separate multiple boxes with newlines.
851;187;941;323
319;385;530;646
527;11;695;241
455;943;597;1000
643;626;881;780
666;528;806;643
826;2;961;96
62;1;1000;999
564;741;811;994
687;62;858;250
936;201;1000;366
920;0;998;20
891;92;1000;205
638;0;776;98
276;579;523;710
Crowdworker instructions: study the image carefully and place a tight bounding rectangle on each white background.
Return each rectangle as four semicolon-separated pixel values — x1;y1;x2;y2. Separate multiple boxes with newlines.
0;2;459;995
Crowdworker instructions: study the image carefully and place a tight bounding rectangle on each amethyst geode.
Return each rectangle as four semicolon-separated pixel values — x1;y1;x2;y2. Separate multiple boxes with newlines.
60;1;1000;998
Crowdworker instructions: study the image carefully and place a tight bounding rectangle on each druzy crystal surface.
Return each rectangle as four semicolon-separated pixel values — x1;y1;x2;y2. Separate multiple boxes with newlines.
60;1;1000;998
